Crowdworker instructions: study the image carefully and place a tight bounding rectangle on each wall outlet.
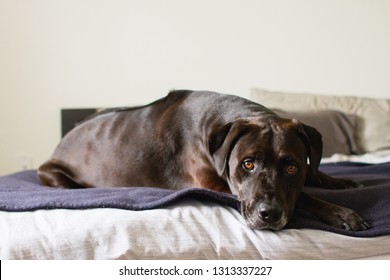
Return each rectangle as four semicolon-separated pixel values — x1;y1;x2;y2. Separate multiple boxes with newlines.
18;156;33;170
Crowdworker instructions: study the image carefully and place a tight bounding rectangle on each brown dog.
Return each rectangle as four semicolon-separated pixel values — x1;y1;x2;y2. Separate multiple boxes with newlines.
38;90;369;231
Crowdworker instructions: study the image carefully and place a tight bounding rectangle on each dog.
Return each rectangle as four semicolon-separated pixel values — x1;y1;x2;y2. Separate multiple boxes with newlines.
38;90;369;231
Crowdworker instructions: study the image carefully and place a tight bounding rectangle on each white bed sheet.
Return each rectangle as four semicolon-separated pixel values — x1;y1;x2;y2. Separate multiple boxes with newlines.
1;199;390;260
322;149;390;164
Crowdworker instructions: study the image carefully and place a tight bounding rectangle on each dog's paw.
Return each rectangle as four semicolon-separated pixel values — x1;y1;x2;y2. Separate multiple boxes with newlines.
327;207;370;231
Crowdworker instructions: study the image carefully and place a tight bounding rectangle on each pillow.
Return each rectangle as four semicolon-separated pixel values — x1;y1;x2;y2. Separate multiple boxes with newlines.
273;109;361;157
250;88;390;153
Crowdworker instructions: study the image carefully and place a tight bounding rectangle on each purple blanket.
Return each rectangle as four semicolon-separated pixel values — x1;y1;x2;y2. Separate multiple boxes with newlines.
1;162;390;237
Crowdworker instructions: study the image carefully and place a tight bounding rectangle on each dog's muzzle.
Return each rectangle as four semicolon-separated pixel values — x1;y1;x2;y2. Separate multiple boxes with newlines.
258;202;282;223
242;200;289;230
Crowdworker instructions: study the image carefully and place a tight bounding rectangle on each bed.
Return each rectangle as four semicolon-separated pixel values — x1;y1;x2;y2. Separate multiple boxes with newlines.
1;89;390;260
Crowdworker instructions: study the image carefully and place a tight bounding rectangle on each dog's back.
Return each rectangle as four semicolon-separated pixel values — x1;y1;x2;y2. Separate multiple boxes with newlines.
38;90;272;189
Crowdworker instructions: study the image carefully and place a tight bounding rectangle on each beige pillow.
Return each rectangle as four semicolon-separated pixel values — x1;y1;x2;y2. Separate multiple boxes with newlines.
250;88;390;153
273;109;361;157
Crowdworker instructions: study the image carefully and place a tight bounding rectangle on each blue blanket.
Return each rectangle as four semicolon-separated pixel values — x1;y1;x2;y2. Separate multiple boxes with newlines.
1;162;390;237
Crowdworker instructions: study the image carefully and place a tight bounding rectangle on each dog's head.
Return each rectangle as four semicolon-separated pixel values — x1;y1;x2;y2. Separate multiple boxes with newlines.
209;117;322;230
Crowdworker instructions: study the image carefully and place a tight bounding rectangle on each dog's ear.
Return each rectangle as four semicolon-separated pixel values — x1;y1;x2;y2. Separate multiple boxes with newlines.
209;120;250;176
296;120;323;174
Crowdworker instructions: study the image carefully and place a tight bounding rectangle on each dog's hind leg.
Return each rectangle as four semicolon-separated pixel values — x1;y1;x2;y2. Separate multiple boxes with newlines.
37;160;84;188
306;170;363;189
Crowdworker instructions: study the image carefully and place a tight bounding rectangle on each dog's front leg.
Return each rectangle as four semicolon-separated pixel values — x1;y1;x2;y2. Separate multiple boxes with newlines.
296;192;370;231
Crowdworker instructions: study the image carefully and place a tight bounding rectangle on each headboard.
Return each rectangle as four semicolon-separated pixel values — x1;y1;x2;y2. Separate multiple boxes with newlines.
61;109;97;137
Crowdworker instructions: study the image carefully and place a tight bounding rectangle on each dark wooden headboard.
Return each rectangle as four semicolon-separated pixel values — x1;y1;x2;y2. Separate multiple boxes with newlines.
61;109;97;137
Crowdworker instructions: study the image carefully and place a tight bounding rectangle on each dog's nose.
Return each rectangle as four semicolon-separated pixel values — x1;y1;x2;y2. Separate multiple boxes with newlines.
258;204;282;223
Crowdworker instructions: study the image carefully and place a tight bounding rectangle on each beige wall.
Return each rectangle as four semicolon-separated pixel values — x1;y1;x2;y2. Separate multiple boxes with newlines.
1;0;390;175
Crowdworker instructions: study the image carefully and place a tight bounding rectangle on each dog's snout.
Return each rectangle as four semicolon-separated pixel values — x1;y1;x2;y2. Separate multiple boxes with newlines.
258;203;282;222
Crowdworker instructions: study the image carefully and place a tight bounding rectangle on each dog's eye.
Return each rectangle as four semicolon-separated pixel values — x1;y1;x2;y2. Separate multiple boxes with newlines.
285;164;298;175
242;159;255;171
